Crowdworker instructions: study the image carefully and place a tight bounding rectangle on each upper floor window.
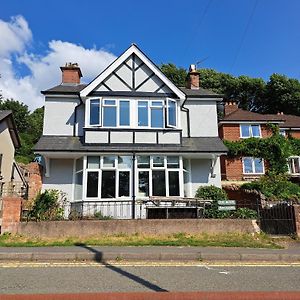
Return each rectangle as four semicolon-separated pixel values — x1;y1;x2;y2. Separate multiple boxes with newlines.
288;157;300;175
240;124;261;138
242;157;264;174
88;98;177;129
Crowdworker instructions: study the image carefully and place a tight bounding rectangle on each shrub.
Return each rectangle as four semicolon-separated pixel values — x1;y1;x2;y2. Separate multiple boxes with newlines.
241;174;300;202
28;190;66;221
94;211;113;220
195;185;228;201
234;208;258;219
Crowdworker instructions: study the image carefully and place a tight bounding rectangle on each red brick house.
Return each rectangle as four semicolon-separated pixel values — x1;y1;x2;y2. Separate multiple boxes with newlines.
218;102;300;182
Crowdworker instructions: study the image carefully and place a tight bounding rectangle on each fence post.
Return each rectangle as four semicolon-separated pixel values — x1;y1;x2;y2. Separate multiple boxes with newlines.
294;205;300;238
0;196;22;234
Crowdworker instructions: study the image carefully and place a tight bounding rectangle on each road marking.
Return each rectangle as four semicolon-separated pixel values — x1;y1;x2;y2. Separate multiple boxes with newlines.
0;261;300;268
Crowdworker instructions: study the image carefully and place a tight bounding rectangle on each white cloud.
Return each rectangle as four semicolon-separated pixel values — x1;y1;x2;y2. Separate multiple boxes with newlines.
0;16;116;110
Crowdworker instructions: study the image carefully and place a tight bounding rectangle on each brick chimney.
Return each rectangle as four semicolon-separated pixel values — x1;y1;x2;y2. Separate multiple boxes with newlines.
186;64;200;90
224;101;239;116
60;63;82;84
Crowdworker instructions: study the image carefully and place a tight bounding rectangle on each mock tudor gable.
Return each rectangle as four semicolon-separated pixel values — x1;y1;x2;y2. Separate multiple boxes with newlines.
80;44;185;99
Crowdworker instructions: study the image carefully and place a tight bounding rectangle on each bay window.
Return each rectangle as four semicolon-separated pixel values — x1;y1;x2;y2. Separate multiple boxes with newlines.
74;158;83;200
88;98;177;128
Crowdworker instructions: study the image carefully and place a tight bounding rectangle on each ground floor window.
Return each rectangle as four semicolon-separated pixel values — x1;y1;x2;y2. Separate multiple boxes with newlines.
242;157;264;174
82;155;183;200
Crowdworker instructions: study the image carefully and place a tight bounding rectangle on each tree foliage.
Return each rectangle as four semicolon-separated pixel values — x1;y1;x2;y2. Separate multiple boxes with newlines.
160;64;300;115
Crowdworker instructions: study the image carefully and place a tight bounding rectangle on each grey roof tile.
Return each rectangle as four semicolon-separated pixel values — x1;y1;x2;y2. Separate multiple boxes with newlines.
0;110;12;122
34;136;227;153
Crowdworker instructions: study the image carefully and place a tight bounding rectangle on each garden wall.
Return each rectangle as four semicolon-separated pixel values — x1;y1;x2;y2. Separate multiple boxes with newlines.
14;219;258;238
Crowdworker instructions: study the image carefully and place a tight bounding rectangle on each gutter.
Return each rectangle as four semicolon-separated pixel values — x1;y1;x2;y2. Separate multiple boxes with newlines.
181;97;190;138
73;93;83;137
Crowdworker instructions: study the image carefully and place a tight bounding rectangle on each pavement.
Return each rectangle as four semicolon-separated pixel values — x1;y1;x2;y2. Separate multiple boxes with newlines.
0;244;300;263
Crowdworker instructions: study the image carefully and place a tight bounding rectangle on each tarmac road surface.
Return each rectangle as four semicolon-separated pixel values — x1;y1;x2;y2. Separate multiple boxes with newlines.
0;262;299;295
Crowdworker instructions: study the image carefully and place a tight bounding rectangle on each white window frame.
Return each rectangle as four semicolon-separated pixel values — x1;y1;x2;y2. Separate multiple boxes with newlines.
287;156;300;175
87;98;102;127
242;157;265;175
240;124;261;138
166;98;177;128
150;100;165;129
102;99;117;128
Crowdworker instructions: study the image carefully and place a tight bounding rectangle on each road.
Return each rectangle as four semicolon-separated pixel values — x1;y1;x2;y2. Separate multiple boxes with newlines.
0;262;299;294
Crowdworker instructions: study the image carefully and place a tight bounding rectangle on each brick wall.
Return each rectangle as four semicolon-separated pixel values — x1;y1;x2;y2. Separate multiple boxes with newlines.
220;124;272;180
1;197;22;234
289;131;300;139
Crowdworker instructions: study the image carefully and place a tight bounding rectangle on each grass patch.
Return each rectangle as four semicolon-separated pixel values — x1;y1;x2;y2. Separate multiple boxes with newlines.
0;232;283;249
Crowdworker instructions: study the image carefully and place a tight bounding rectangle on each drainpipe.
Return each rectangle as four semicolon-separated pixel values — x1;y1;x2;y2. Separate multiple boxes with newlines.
73;93;83;137
181;98;190;138
132;153;136;219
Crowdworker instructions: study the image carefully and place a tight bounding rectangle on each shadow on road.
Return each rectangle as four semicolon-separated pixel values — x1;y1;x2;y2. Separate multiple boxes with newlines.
75;243;168;292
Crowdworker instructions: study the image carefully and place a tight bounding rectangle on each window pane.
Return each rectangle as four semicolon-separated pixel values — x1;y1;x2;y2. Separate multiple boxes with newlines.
103;106;117;127
104;100;115;105
243;158;253;173
76;158;83;172
90;99;100;125
241;125;250;138
74;171;83;200
101;171;116;198
153;156;164;168
138;171;149;197
119;171;130;197
279;129;286;137
118;156;132;169
167;156;179;168
294;158;300;173
103;156;116;168
87;156;100;169
152;101;163;106
251;125;260;137
254;158;264;173
151;107;163;128
86;171;98;197
137;156;150;168
169;171;180;196
138;101;148;126
120;101;130;126
168;100;176;126
152;171;166;196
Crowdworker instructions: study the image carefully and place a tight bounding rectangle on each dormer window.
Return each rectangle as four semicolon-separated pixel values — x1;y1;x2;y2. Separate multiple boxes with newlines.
88;98;177;129
240;124;261;138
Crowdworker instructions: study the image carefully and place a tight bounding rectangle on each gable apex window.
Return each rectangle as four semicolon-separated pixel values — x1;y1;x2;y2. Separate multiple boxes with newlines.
240;124;261;138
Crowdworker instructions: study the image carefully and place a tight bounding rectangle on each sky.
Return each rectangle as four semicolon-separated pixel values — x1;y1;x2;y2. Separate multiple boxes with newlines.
0;0;300;110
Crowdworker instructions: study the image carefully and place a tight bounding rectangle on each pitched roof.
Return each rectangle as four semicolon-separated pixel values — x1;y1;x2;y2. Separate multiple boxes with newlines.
220;107;300;128
34;136;227;154
279;114;300;128
0;110;12;121
179;87;222;98
41;84;87;95
220;108;285;123
0;110;21;147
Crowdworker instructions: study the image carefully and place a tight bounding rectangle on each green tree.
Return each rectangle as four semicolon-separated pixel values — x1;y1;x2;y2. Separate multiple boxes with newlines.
160;63;187;87
0;98;30;132
263;74;300;115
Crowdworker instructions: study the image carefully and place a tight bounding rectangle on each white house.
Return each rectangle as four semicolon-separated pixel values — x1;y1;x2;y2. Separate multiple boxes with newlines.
35;44;227;218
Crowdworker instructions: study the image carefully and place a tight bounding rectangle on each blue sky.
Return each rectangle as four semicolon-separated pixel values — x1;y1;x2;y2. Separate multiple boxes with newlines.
1;0;300;109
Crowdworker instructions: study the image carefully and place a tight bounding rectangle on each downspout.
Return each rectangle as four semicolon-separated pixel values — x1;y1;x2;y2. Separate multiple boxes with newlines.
73;93;83;137
132;153;136;219
181;97;191;138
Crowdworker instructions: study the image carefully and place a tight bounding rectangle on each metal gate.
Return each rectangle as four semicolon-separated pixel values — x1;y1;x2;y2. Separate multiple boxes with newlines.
259;202;296;235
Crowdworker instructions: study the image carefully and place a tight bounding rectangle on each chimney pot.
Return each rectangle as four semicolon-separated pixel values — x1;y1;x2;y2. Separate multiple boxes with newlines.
60;63;82;84
224;100;238;116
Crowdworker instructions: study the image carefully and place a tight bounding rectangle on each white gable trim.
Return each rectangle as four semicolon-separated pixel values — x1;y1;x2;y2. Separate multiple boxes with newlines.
80;44;186;99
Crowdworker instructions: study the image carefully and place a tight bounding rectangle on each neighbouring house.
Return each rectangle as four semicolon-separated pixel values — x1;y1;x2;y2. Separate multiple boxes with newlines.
0;110;27;198
218;101;300;182
34;44;227;219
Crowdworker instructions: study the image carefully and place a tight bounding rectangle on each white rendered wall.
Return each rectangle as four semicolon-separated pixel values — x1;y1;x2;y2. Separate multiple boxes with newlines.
182;100;218;137
189;158;221;196
42;159;74;202
43;97;80;136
